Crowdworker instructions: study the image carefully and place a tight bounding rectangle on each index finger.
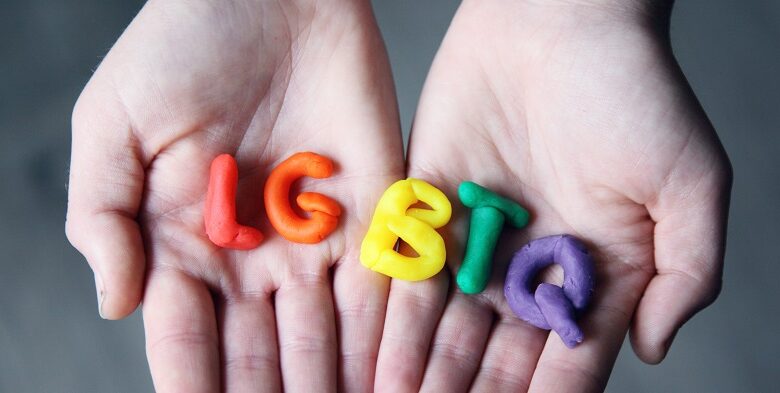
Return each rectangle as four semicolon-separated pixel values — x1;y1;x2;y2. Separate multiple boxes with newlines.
143;268;220;392
528;261;649;392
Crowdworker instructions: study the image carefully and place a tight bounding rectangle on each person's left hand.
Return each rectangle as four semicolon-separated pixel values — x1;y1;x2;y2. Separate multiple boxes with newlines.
374;1;732;392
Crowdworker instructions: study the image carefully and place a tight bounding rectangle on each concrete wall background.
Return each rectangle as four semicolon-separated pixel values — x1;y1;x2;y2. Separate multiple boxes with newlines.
1;1;778;391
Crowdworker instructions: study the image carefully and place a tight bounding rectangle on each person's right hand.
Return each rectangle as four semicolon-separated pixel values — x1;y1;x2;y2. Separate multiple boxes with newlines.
66;1;404;391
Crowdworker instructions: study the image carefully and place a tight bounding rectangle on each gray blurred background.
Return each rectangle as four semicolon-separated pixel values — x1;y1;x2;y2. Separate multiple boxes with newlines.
1;0;778;391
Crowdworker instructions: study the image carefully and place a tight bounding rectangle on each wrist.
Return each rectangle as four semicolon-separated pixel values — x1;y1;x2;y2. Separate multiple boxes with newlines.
452;0;675;67
459;0;673;36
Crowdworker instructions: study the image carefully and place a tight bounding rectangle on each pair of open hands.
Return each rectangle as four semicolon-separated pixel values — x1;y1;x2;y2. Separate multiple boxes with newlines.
66;0;731;392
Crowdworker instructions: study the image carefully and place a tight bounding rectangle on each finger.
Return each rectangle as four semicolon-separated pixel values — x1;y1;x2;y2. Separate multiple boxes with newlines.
66;87;146;319
333;256;390;392
143;268;220;393
470;316;547;393
275;265;338;392
219;294;281;393
632;165;732;363
374;272;448;392
527;263;648;393
419;293;493;393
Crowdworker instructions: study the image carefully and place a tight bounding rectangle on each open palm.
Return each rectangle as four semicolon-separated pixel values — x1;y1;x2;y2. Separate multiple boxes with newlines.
375;2;731;392
66;1;403;391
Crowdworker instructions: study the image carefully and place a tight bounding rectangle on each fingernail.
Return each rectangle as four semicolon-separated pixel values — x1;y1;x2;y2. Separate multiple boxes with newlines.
94;273;106;319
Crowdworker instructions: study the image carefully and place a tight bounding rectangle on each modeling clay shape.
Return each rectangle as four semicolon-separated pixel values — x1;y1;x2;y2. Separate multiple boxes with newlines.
360;178;452;281
456;181;529;294
504;235;595;348
205;154;264;249
264;152;341;244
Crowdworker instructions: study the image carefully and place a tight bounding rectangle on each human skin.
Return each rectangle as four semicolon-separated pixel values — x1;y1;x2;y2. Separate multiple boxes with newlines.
375;1;732;392
65;0;404;391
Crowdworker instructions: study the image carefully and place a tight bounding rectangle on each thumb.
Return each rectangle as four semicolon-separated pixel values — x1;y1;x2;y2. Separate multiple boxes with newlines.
65;80;146;320
630;149;732;364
